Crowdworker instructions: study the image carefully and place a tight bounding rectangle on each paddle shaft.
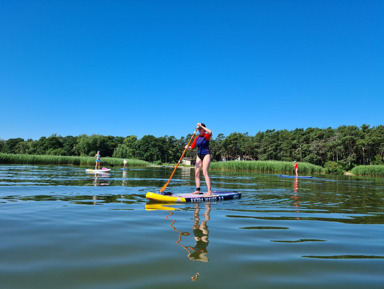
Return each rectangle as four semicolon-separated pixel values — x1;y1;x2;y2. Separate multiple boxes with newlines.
160;128;198;192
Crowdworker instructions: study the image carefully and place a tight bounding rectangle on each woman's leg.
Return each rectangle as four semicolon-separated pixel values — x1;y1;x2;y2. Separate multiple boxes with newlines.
193;156;202;194
202;154;212;195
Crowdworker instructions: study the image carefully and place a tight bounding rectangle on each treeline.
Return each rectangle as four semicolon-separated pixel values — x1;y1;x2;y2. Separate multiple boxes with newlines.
1;124;383;170
0;153;149;167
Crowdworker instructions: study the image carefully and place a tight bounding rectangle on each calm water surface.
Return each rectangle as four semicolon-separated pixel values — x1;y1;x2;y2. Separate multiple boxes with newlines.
0;164;383;289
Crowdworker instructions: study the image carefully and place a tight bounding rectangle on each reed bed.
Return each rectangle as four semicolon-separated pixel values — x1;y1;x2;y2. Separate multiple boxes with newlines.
0;153;150;167
350;165;384;177
210;160;325;174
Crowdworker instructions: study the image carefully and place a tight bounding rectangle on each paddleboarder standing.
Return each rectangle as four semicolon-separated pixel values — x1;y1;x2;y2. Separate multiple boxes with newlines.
293;160;298;177
94;151;101;170
185;123;213;196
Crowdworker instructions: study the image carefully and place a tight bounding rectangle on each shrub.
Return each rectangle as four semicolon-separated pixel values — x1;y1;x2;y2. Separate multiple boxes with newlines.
324;161;345;175
351;165;384;177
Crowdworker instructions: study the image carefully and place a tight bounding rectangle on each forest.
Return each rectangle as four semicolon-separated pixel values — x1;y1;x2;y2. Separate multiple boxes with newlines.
1;124;383;171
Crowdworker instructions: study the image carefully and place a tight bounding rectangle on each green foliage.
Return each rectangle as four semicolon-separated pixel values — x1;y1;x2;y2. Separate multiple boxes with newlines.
373;154;384;165
324;161;345;175
46;148;66;156
113;145;132;159
1;124;384;175
133;135;162;162
210;160;324;174
2;138;25;154
221;132;252;160
351;165;384;177
0;153;150;167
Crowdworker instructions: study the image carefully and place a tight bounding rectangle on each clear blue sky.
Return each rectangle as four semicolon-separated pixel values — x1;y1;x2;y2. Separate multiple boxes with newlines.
1;0;383;140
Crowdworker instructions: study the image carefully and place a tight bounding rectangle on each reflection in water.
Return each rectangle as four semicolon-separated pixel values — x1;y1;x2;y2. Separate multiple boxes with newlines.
159;203;211;263
189;203;210;262
93;173;111;186
167;211;191;254
179;167;192;179
291;178;300;220
122;171;127;186
1;165;384;289
158;202;211;282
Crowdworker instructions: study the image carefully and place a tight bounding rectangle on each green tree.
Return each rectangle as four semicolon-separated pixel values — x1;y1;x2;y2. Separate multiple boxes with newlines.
0;139;5;152
63;136;77;156
163;135;179;163
210;133;225;161
46;134;63;152
222;132;251;160
3;138;25;154
133;135;162;162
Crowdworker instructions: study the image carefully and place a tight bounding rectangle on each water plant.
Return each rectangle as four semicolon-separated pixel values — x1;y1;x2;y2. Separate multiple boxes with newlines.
0;153;150;167
350;165;384;177
210;160;324;174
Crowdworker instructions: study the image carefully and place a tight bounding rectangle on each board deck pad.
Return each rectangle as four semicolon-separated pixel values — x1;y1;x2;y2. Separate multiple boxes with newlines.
146;191;241;203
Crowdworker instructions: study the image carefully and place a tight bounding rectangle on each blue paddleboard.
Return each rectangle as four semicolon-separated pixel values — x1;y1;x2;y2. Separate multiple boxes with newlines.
280;175;312;179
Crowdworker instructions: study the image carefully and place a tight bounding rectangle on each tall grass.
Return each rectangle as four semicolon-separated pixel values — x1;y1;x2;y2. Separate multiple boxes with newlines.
210;160;325;174
0;153;150;167
351;165;384;177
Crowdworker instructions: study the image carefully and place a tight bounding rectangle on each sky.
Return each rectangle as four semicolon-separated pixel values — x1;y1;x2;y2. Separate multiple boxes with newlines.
1;0;383;140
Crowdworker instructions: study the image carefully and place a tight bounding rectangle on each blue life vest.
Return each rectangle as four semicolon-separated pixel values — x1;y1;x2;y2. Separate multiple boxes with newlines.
196;135;210;155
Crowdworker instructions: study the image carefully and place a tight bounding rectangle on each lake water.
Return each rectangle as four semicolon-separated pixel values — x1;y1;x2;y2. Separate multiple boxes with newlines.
0;164;383;289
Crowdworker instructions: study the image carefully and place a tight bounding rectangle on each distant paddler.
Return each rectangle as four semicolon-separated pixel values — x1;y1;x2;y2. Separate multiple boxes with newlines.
94;151;101;170
293;160;298;177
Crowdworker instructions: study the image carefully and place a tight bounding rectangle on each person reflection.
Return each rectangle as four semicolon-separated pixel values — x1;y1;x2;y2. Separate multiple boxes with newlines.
188;203;210;262
291;178;300;220
92;172;110;186
122;170;127;186
93;173;100;186
167;202;211;263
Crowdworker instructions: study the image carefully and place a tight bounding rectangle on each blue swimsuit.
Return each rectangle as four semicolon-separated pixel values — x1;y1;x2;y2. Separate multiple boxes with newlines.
192;134;211;160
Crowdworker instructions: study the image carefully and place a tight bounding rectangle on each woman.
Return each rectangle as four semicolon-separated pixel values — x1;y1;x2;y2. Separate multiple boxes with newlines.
293;160;298;177
94;151;101;170
185;123;212;196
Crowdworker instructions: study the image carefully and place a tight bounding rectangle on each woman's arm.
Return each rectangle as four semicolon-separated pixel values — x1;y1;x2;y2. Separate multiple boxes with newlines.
185;136;198;150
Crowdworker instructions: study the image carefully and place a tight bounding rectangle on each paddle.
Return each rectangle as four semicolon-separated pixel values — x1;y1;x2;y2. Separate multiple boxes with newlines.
159;127;198;192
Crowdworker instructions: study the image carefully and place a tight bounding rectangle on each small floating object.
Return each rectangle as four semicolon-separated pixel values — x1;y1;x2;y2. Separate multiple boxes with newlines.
191;272;200;281
280;175;312;179
146;191;241;203
120;168;129;171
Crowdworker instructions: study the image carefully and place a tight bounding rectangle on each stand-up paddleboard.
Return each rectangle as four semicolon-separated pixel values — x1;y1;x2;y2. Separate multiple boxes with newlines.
85;168;111;173
146;191;241;203
121;168;129;171
280;175;312;179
